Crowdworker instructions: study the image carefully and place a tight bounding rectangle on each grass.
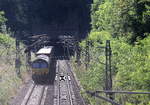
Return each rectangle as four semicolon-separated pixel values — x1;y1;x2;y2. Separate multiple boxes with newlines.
0;64;22;105
0;34;26;105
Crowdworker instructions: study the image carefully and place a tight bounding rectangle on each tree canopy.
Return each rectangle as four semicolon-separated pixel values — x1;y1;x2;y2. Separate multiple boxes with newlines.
92;0;150;42
75;0;150;104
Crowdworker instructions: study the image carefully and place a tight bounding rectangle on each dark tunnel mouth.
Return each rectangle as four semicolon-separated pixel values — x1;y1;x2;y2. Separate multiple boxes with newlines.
0;0;92;46
27;0;91;32
28;0;86;23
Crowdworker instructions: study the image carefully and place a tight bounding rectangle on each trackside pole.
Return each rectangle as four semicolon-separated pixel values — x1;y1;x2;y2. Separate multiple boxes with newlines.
85;39;90;70
76;41;81;66
105;40;113;100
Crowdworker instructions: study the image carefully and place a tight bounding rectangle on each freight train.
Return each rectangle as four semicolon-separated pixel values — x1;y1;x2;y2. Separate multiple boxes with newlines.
31;46;54;84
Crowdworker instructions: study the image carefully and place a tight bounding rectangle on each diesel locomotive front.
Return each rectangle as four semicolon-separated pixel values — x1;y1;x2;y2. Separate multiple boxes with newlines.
31;46;54;84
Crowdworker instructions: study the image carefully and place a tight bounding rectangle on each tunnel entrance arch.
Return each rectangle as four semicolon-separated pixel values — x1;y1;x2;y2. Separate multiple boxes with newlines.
0;0;92;45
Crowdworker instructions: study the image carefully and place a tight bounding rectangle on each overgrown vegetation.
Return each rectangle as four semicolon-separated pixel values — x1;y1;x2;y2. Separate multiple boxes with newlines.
72;0;150;105
0;12;26;105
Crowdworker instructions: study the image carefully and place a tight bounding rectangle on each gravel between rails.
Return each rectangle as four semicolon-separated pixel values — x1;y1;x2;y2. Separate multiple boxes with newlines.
44;85;55;105
41;86;49;105
55;60;86;105
21;83;48;105
26;85;44;105
54;60;75;105
21;83;35;105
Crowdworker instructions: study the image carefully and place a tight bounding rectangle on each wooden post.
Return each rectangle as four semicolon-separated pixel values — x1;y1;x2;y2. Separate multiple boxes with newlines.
15;39;21;77
85;39;90;70
26;50;31;72
76;41;81;66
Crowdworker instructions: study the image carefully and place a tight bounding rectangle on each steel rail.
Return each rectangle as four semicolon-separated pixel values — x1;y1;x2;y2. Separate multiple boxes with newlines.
58;61;60;105
21;83;36;105
66;75;73;105
21;83;47;105
38;86;46;105
54;61;60;105
66;60;86;105
40;86;48;105
58;60;74;105
54;78;59;105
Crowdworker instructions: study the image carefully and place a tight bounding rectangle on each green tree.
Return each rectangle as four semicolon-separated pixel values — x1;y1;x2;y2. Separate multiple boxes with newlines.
91;0;150;42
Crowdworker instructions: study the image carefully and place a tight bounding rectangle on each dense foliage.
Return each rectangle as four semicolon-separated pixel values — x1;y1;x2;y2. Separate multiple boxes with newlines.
92;0;150;42
73;0;150;105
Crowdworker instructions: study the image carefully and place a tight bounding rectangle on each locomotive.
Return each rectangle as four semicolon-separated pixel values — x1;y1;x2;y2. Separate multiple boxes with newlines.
31;46;54;84
30;35;76;84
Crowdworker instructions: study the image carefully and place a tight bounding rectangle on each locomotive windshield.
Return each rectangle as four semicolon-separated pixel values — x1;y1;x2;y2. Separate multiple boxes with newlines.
32;61;48;68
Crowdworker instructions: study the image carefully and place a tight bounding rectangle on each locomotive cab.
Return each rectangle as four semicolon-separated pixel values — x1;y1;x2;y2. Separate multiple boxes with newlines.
32;55;49;75
31;46;54;84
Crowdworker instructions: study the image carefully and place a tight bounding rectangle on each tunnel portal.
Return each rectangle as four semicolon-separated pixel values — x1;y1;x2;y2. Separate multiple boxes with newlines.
0;0;92;45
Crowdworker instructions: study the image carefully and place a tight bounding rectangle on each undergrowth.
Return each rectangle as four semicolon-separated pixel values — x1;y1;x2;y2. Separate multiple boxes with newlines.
71;31;150;105
0;33;26;105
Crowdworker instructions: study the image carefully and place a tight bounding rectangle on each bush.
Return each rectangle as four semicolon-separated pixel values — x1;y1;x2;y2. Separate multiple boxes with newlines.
73;32;150;105
0;33;14;46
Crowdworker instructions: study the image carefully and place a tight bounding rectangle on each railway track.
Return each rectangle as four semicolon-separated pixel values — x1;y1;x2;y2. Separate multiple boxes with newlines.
20;60;85;105
54;60;77;105
65;61;86;105
21;82;48;105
